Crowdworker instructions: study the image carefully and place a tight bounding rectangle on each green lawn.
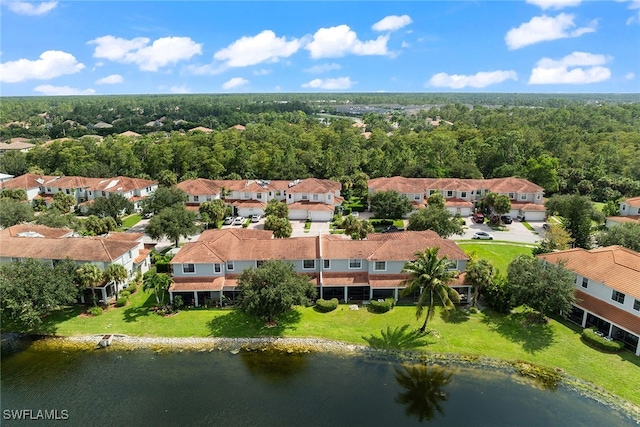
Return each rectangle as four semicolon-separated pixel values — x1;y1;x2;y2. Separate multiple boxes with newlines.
457;242;533;273
121;214;142;229
30;289;640;406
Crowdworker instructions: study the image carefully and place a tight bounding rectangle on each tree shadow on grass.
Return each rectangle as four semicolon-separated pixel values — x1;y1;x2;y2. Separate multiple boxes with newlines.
363;325;429;350
441;307;470;324
27;306;84;335
122;293;156;323
481;309;555;354
206;308;301;338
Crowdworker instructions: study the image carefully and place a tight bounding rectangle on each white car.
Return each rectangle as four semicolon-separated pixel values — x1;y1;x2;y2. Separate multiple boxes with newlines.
233;216;245;226
251;214;261;223
472;231;494;240
223;217;234;225
351;212;359;218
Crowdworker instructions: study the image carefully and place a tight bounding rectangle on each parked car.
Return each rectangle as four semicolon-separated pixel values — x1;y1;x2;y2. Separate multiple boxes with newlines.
542;223;551;231
516;214;526;221
142;212;153;219
223;217;234;225
500;215;513;224
382;225;404;233
233;216;245;226
251;214;261;223
351;212;359;218
472;231;494;240
472;213;485;224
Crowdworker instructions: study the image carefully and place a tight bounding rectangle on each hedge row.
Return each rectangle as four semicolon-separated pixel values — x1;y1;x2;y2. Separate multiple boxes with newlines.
368;298;395;314
315;298;339;313
581;328;624;352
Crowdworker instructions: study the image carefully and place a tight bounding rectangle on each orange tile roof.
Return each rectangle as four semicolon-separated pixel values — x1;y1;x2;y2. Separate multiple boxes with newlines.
538;246;640;299
287;201;336;211
189;126;213;134
177;178;221;195
170;276;225;292
88;176;157;193
485;177;543;194
0;141;35;150
607;216;640;224
230;200;267;208
445;198;473;207
624;196;640;209
368;176;543;195
574;290;640;336
511;202;546;211
322;272;370;286
368;176;428;194
369;274;411;288
286;178;340;194
102;232;144;242
134;248;151;264
0;224;73;239
0;173;59;190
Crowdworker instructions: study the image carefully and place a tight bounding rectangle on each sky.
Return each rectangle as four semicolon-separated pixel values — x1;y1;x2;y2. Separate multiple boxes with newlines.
1;0;639;96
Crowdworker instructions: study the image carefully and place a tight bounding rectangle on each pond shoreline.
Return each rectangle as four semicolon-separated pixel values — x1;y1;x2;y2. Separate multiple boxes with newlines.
3;333;640;422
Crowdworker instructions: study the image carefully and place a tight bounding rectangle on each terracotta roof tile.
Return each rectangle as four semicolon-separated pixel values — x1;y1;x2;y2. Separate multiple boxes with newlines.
0;173;59;190
287;201;336;211
322;272;370;286
538;246;640;299
369;274;411;288
286;178;340;194
624;196;640;209
607;216;640;224
170;276;224;291
575;290;640;336
0;224;73;239
134;248;151;263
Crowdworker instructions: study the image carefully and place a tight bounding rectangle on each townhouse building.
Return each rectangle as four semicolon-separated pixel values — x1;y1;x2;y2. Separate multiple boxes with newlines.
168;229;468;308
177;177;342;221
368;176;546;220
538;246;640;356
0;224;151;303
606;196;640;227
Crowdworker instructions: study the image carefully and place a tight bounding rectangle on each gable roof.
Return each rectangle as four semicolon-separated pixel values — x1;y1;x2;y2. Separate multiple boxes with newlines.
538;246;640;299
623;196;640;209
0;173;59;190
286;178;341;194
0;224;73;239
368;176;543;195
0;141;35;151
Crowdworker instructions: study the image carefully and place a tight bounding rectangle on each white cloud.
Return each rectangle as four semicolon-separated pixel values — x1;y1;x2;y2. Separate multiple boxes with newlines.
214;30;302;68
253;69;271;76
6;1;57;16
528;51;611;84
89;35;202;71
170;85;191;94
526;0;581;10
33;85;95;96
95;74;123;85
624;72;635;80
428;70;517;89
305;25;389;59
0;50;84;83
302;77;354;90
505;13;597;50
303;63;342;73
372;15;412;32
222;77;249;90
401;41;410;48
626;0;640;24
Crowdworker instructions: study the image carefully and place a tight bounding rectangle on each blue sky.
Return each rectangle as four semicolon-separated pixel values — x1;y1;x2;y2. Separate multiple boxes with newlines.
1;1;639;96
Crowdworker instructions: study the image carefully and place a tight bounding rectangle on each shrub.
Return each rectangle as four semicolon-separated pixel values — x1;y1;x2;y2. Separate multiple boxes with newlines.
581;328;625;352
468;306;480;314
242;219;250;228
155;260;170;273
343;207;352;216
315;298;339;313
115;297;128;307
126;284;137;294
368;298;395;314
119;290;131;298
173;295;184;310
87;306;103;316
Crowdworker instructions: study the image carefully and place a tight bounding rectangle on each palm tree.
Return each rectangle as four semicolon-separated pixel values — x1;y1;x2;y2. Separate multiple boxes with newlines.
76;263;104;306
104;263;128;300
463;256;494;308
394;363;453;422
400;247;459;333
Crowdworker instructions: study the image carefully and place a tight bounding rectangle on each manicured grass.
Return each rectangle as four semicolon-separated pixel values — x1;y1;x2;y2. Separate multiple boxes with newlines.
31;291;640;406
458;242;533;273
121;214;142;229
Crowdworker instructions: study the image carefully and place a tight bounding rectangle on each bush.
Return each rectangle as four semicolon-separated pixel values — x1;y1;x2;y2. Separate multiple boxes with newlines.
343;207;352;216
315;298;339;313
370;219;393;227
581;328;625;352
242;219;250;228
87;306;103;316
126;284;137;294
368;298;395;314
119;290;131;298
155;260;170;273
115;297;128;307
173;295;184;311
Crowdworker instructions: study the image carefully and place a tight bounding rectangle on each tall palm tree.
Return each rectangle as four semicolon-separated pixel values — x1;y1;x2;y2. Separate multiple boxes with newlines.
400;247;459;333
76;263;104;306
104;263;128;300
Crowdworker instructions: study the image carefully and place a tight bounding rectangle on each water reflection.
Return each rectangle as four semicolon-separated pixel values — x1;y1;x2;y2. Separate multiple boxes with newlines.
240;350;308;383
394;362;453;422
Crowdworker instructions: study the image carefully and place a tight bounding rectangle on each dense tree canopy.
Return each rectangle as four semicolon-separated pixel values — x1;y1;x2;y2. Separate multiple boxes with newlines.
87;194;134;225
237;260;317;324
407;206;463;238
0;199;34;228
146;205;198;247
263;215;292;238
595;223;640;252
141;186;188;216
370;190;413;219
545;194;603;249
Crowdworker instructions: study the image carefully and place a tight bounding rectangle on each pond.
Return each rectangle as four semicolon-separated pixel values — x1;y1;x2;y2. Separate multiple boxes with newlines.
1;339;637;426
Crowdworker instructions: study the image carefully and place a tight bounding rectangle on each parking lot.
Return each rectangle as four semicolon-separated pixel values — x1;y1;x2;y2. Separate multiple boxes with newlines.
450;217;544;245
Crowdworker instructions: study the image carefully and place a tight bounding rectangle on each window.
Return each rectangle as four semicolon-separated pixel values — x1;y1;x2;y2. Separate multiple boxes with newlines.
446;190;453;197
257;193;262;199
226;261;234;271
312;194;319;201
374;261;386;271
66;189;71;194
611;290;625;304
508;193;515;199
323;259;330;269
581;277;588;288
520;194;527;200
256;260;265;268
183;264;195;274
11;257;20;263
206;196;212;202
536;194;542;200
349;258;362;269
446;261;457;271
302;194;308;200
214;264;221;273
244;192;250;198
276;191;281;196
633;299;640;312
303;259;316;270
194;196;199;202
328;195;332;200
414;194;421;200
461;191;467;198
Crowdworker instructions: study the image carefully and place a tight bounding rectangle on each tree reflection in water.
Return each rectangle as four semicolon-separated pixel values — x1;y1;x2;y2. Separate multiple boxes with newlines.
240;350;308;383
394;362;453;422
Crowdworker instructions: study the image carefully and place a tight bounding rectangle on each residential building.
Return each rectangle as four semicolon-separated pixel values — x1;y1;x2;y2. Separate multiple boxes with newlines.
538;246;640;356
168;229;468;307
606;196;640;227
0;225;152;304
0;173;15;183
368;176;546;220
0;173;158;212
177;177;342;221
0;139;36;155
